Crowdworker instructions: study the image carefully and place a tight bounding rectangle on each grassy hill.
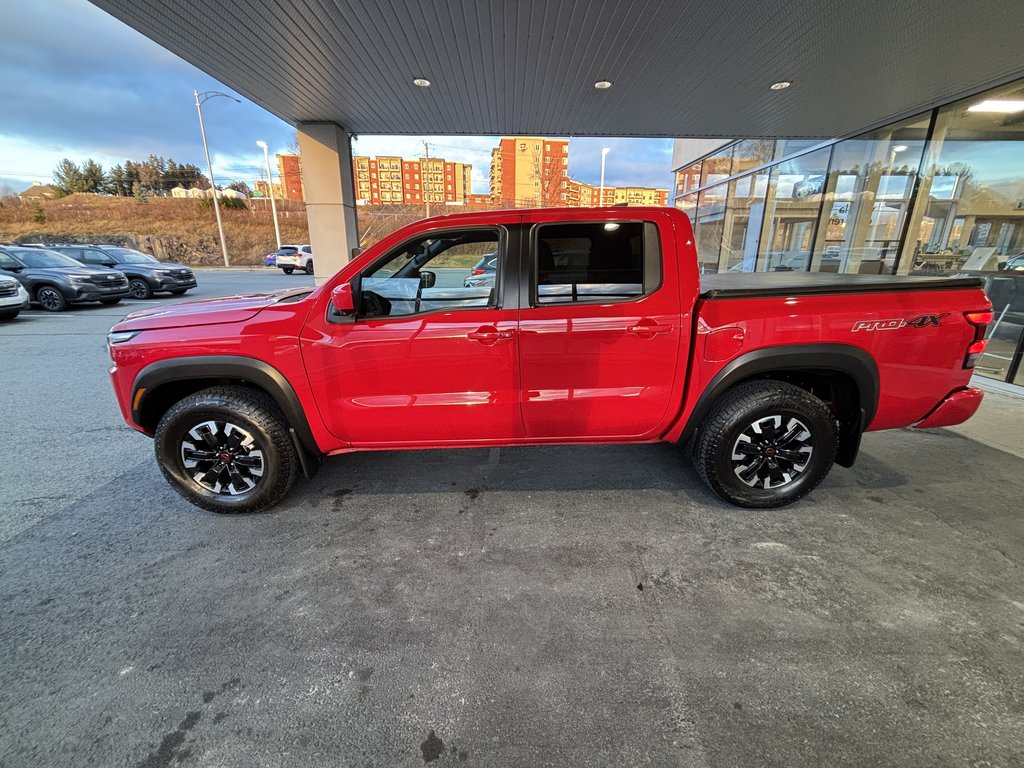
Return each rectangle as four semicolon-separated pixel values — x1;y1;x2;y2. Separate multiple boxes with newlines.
0;193;309;265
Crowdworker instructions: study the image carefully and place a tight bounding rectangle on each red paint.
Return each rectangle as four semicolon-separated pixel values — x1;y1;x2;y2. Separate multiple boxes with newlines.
914;388;984;429
107;207;989;458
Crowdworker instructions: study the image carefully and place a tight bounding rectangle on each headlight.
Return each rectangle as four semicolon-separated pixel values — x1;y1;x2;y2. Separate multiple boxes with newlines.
69;275;93;283
155;270;176;277
107;330;141;345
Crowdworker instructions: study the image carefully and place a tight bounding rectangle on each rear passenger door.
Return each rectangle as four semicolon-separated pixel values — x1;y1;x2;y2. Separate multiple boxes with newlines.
517;218;682;439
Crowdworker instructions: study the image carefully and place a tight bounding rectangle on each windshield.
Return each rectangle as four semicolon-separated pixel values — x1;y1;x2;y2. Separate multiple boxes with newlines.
8;248;84;269
106;248;159;264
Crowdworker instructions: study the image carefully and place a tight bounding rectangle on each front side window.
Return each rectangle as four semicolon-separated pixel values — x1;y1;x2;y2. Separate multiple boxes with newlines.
534;222;658;304
359;229;501;318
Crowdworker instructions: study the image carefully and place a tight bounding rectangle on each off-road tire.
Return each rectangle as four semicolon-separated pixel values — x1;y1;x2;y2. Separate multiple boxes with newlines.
36;285;67;311
693;379;838;508
154;385;300;513
282;267;294;275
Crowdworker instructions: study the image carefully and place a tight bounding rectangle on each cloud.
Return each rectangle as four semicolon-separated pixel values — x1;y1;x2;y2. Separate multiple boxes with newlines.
0;0;675;196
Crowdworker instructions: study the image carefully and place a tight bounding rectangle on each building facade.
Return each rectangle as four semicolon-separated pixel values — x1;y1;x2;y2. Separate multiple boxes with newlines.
672;77;1024;388
276;154;304;202
490;137;570;207
353;155;473;206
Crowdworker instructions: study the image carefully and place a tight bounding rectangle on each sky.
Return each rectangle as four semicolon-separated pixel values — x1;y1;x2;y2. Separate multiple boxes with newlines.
0;0;674;197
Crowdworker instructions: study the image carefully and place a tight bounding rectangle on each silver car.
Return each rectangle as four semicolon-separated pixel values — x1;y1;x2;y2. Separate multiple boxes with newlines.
0;273;30;321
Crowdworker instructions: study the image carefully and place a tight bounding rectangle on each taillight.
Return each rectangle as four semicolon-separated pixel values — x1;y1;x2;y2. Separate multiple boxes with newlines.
471;268;485;275
963;309;993;369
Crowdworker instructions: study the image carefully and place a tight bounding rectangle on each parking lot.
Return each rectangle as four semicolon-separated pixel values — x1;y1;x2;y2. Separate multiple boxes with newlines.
2;269;1023;767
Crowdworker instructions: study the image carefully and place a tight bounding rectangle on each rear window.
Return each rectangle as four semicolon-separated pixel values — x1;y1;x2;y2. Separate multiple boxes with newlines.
534;221;660;304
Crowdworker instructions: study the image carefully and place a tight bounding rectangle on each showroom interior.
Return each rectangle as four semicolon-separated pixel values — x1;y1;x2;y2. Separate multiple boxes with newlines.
673;77;1024;388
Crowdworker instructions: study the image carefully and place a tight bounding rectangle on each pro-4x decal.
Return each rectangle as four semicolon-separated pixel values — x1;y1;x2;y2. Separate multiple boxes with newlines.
851;313;949;332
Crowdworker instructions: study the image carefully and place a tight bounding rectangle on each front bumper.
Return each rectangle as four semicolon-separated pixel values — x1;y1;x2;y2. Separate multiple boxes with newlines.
154;275;197;290
0;286;29;310
914;387;984;429
71;284;131;301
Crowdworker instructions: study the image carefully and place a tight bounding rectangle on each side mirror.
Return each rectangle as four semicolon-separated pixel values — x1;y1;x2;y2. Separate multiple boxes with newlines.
419;270;436;289
331;282;355;315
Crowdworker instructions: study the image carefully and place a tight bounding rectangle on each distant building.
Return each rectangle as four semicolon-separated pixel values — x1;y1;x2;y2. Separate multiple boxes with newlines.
352;155;473;205
170;186;189;198
19;182;59;200
490;137;570;207
276;154;304;201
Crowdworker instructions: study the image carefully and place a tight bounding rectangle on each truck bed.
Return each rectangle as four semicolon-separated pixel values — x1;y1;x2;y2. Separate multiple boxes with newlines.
700;272;983;299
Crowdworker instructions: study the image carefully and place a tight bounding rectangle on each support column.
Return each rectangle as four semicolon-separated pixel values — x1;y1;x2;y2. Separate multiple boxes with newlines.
297;122;359;285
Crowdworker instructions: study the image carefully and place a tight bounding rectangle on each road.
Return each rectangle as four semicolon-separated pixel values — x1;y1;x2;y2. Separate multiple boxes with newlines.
2;268;1023;767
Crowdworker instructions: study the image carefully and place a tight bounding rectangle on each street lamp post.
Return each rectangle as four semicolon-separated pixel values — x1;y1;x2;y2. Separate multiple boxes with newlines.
256;140;282;250
194;89;239;267
599;147;610;206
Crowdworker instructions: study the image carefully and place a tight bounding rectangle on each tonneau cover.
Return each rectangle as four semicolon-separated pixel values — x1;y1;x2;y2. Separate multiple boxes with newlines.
699;272;984;300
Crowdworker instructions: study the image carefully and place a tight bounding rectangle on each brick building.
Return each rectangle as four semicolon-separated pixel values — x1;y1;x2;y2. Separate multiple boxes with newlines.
489;137;570;207
353;155;473;205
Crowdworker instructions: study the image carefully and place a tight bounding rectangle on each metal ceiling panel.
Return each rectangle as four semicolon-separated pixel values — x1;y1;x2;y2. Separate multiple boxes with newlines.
88;0;1024;138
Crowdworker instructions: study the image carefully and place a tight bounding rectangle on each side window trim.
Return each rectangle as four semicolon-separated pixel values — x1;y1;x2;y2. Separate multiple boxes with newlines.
355;224;508;320
527;220;663;308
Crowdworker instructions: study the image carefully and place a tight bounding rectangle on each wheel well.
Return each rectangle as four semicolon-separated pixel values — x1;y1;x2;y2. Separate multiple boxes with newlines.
34;283;62;297
137;378;278;434
720;369;864;467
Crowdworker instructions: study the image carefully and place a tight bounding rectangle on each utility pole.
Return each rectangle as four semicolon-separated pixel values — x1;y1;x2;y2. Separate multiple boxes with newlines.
256;140;282;250
422;140;432;218
599;147;611;206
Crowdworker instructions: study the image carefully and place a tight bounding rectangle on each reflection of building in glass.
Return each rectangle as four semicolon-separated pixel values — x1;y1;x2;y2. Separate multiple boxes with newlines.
672;77;1024;387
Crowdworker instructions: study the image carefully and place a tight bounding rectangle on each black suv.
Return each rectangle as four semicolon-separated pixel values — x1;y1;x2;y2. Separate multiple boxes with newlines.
52;245;197;299
0;245;130;311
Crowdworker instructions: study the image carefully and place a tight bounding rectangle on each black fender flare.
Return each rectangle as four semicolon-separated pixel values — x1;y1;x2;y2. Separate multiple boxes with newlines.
132;355;322;460
680;344;879;466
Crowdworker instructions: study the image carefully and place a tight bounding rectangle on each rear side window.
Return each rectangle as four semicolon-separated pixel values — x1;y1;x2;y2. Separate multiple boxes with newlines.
534;221;661;304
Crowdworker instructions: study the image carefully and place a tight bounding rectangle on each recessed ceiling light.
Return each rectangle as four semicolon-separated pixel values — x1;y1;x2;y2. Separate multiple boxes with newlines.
769;81;792;91
413;78;431;88
603;222;620;231
892;144;908;152
594;80;612;90
967;99;1024;113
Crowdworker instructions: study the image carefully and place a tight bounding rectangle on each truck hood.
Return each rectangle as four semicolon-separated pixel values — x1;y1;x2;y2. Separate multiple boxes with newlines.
113;288;312;331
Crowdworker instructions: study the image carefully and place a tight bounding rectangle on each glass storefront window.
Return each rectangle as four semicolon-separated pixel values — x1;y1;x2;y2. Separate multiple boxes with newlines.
731;140;775;176
675;162;702;197
700;145;735;189
718;173;769;271
758;147;831;271
910;79;1024;275
694;187;727;273
821;115;929;274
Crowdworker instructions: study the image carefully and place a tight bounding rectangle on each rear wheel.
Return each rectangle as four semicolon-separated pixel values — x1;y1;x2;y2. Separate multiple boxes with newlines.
304;260;314;275
129;278;153;299
282;267;294;275
36;286;67;312
693;380;838;508
154;386;300;514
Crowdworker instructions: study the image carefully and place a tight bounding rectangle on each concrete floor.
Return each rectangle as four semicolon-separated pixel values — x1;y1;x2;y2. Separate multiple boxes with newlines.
1;269;1023;767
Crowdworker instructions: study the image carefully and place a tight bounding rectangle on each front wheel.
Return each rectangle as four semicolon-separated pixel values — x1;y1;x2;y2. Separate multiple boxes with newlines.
154;386;300;513
282;267;294;275
692;380;838;508
129;278;153;299
36;286;68;312
304;260;314;275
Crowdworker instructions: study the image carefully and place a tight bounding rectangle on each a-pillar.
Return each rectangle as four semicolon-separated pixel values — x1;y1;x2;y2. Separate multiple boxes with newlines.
297;122;359;285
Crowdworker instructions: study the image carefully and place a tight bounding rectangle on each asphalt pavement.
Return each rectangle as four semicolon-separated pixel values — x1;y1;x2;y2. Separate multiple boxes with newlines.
2;268;1023;768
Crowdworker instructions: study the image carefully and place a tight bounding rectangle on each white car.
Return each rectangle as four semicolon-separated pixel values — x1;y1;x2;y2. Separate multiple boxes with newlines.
0;272;30;321
275;244;313;275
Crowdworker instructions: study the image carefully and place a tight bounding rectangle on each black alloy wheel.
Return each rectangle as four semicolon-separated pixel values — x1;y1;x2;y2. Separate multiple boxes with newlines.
304;260;314;275
154;386;300;513
36;286;67;311
129;279;153;299
693;380;838;508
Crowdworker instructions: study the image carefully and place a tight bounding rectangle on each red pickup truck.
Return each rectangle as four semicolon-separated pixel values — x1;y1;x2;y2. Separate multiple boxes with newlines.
107;207;992;513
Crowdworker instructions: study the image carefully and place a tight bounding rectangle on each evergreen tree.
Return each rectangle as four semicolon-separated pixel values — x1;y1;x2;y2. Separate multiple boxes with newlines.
53;158;85;195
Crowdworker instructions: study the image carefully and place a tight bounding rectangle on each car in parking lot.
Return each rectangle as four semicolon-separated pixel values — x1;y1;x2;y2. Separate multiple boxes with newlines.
0;245;130;311
0;272;30;321
52;245;197;299
275;244;313;275
1003;253;1024;272
463;253;498;287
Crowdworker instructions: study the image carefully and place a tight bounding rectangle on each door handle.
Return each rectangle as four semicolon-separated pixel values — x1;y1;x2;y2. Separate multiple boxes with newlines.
627;322;672;337
468;326;514;345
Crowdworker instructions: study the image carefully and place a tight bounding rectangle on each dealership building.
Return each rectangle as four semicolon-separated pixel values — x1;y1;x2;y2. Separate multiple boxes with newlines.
672;77;1024;389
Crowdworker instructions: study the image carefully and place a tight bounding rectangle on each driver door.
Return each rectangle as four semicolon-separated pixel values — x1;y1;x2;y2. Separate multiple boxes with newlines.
300;223;524;446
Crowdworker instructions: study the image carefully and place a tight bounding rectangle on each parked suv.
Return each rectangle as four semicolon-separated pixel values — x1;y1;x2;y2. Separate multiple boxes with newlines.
53;245;197;299
0;272;30;321
275;244;313;275
0;245;129;311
